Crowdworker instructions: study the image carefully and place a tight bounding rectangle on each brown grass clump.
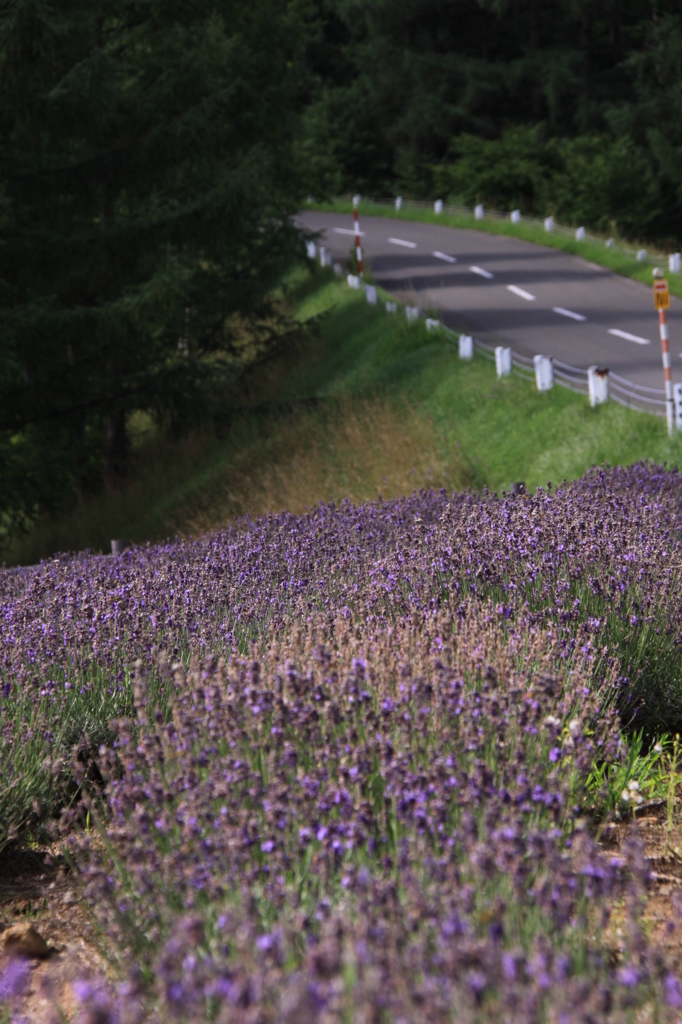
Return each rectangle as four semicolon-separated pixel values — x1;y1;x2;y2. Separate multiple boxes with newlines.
2;393;469;565
168;394;469;538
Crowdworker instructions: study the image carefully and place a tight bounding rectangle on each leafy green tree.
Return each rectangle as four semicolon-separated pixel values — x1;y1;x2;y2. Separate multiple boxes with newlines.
441;126;560;213
303;0;642;197
0;0;309;530
302;0;682;245
607;7;682;245
438;127;659;237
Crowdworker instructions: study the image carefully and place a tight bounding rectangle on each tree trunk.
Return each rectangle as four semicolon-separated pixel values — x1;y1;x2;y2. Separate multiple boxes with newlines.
609;0;620;48
100;179;128;488
105;407;128;488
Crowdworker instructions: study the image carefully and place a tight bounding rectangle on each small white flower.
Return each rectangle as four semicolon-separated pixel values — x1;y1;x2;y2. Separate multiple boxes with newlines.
568;719;580;735
627;780;640;792
654;742;663;754
634;794;644;806
544;716;560;727
621;789;631;802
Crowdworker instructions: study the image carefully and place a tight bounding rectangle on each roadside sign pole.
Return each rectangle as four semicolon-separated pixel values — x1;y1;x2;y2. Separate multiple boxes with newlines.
653;270;674;435
353;196;364;277
660;306;674;435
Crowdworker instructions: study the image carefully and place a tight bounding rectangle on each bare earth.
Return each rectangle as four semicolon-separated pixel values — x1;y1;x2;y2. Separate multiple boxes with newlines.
0;844;111;1023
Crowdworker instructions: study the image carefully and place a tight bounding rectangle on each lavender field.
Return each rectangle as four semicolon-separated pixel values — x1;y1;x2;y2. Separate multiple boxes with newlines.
3;463;682;1021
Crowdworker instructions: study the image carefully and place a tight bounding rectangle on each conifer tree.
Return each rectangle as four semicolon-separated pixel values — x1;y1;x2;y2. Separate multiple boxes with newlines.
0;0;307;523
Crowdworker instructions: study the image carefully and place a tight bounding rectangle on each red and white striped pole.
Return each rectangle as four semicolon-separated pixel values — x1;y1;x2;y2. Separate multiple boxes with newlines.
660;307;674;435
353;195;363;277
653;269;674;435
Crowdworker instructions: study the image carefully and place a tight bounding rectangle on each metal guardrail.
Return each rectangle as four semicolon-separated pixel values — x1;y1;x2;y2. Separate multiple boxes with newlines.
317;205;670;418
438;325;667;416
339;268;668;417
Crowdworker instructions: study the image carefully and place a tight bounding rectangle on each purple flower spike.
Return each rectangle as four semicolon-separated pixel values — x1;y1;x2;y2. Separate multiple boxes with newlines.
617;965;640;987
4;462;681;1021
665;973;682;1008
0;958;30;1001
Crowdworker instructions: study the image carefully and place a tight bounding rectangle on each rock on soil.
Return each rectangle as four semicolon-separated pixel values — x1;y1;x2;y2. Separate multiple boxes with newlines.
2;921;51;958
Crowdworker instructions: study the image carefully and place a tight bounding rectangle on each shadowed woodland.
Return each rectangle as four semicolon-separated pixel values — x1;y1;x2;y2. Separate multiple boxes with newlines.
2;0;682;552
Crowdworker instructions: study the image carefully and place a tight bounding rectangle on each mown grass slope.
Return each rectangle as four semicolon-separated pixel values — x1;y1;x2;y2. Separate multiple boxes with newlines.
4;267;681;566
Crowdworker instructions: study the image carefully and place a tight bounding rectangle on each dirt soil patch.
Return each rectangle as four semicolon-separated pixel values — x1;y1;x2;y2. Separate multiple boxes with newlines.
601;804;682;971
0;843;111;1023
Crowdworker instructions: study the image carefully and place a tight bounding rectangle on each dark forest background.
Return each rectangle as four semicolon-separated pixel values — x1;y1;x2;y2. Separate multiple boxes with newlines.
304;0;682;243
2;0;682;547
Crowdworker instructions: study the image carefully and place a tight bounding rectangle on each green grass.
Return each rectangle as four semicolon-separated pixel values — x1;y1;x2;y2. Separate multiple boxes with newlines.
287;271;682;493
4;265;682;567
309;198;681;297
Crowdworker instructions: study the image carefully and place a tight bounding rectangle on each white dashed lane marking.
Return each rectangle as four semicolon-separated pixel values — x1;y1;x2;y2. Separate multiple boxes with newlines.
608;328;651;346
470;266;494;279
388;237;417;248
553;307;586;321
507;285;536;301
433;251;457;263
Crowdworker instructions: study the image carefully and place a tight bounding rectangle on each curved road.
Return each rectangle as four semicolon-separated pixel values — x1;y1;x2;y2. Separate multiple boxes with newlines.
298;210;681;393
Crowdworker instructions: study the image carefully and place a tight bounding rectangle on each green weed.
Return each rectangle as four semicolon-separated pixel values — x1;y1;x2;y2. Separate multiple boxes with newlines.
586;729;669;817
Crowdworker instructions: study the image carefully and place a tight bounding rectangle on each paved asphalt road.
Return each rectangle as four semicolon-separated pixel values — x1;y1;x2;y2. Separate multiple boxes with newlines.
298;210;682;393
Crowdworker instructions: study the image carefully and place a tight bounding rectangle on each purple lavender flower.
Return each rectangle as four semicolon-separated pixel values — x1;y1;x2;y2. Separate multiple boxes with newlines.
1;463;681;1021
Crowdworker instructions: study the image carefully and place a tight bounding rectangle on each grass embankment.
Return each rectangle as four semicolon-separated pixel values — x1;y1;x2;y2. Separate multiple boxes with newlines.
4;266;682;567
310;198;682;297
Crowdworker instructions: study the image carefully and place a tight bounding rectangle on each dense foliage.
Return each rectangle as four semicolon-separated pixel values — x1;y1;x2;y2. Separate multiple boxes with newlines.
2;464;682;1018
304;0;682;244
0;0;308;535
5;0;682;540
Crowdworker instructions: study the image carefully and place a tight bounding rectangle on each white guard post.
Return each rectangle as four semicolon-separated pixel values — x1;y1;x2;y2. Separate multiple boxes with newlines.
637;249;647;262
587;366;609;406
474;205;484;220
306;241;316;259
406;306;420;323
385;301;397;313
319;246;332;267
426;318;440;331
510;210;521;224
495;346;512;377
395;196;403;210
534;355;554;391
353;200;363;276
459;335;473;360
575;227;585;241
347;274;360;289
434;200;443;214
544;217;554;232
365;285;377;305
333;263;343;277
670;253;681;273
674;383;682;429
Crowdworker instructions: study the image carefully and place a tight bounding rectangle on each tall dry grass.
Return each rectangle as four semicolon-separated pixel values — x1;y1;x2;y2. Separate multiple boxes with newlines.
166;394;470;538
2;394;469;565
